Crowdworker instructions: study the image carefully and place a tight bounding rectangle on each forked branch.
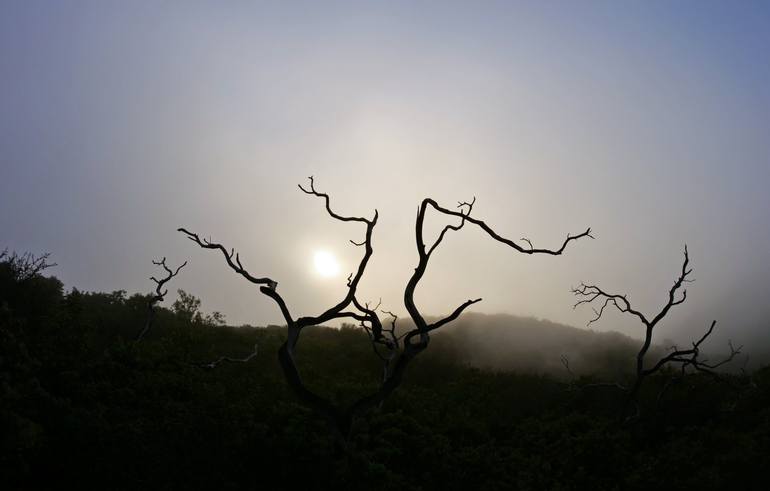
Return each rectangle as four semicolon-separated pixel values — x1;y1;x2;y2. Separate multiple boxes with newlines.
136;257;187;342
403;197;592;344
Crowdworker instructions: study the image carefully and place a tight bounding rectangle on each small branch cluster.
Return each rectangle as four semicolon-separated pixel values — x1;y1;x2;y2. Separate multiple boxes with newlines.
355;299;408;384
0;248;57;281
136;257;187;342
648;322;742;378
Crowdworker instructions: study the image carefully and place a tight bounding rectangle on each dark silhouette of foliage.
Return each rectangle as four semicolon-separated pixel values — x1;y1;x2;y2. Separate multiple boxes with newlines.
0;248;56;282
0;256;766;490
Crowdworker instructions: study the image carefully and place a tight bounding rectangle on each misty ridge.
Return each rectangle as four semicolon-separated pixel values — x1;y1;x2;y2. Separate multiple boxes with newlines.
429;312;658;378
329;311;741;380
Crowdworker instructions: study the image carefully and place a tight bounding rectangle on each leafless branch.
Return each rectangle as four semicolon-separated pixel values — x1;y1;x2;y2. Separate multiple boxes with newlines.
403;197;592;348
381;310;399;338
294;176;378;329
428;298;483;333
423;199;594;255
177;229;277;288
136;257;187;342
195;344;259;369
572;283;647;326
560;354;575;380
298;175;377;225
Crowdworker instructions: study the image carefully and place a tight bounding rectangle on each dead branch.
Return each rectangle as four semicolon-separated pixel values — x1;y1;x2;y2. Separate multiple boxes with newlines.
195;344;259;369
560;354;576;380
136;257;187;342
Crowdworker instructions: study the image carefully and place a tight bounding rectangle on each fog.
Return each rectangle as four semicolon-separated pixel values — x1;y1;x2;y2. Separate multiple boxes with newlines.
2;2;769;351
427;312;752;377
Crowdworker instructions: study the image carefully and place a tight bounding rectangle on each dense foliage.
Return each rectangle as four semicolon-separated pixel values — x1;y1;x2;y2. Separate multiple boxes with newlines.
1;259;768;490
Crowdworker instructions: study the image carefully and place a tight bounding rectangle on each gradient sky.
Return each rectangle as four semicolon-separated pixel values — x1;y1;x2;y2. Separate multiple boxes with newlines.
2;1;769;348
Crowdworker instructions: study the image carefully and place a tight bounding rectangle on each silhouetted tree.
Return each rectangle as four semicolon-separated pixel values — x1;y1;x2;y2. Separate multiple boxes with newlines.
179;176;592;440
572;246;741;418
167;287;258;367
0;249;62;321
0;248;56;282
171;289;228;327
171;288;201;323
136;257;186;341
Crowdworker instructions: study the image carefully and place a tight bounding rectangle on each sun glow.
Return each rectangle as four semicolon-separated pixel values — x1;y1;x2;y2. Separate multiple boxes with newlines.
314;250;340;278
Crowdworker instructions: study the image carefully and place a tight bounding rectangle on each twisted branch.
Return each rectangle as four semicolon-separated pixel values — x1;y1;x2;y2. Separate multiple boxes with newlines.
353;194;592;419
136;257;187;342
295;176;378;329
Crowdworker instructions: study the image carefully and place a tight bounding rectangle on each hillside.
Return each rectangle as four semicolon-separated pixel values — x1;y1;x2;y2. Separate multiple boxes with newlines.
1;265;767;489
431;312;645;378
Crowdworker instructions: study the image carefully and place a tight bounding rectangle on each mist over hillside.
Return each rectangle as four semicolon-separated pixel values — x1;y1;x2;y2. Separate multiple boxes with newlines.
426;313;669;378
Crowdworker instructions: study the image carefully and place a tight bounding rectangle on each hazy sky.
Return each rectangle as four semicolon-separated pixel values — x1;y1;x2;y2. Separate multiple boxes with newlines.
2;1;769;348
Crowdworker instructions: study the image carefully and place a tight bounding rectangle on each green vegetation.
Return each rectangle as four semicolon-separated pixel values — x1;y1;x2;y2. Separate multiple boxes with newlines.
1;258;768;490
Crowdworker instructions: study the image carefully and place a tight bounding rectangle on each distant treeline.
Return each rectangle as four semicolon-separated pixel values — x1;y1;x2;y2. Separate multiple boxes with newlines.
1;258;768;489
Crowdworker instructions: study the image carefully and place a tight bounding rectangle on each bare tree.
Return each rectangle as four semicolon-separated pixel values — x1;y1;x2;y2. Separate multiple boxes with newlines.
572;246;741;418
136;257;187;342
179;176;592;441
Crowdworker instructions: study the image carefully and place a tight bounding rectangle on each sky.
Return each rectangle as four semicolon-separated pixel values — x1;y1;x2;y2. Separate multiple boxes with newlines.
2;1;769;349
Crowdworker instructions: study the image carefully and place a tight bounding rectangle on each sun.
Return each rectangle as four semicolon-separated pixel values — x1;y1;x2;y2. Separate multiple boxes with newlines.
313;250;340;278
